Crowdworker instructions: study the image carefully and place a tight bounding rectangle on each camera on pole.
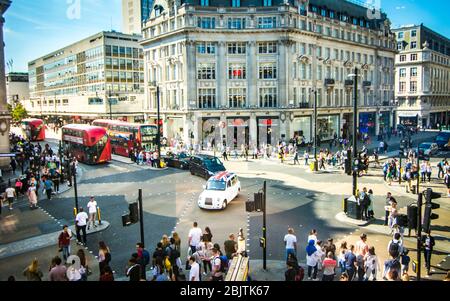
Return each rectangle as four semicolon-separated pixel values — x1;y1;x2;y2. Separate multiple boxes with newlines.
422;188;441;233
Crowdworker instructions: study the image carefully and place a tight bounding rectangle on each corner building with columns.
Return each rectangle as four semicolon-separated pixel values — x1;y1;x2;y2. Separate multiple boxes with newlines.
141;0;397;149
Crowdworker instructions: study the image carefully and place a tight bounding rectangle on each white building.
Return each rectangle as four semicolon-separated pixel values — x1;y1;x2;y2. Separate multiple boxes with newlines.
25;31;146;123
122;0;154;35
141;0;397;149
6;72;29;105
393;24;450;128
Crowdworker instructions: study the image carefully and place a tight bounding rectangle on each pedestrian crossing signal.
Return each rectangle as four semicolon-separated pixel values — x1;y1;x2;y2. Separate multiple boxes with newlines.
254;192;264;211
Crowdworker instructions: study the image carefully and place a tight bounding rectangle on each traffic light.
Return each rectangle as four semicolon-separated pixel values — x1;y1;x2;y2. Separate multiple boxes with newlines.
422;188;441;233
129;202;139;224
254;192;264;211
345;150;352;175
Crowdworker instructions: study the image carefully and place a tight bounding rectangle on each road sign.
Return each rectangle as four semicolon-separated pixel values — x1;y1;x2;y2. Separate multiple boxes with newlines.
108;98;118;105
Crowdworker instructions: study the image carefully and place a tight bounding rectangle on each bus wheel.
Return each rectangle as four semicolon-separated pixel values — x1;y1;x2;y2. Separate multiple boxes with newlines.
190;169;194;175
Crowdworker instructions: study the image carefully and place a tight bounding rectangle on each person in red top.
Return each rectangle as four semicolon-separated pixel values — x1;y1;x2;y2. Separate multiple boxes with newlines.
322;252;337;281
58;225;72;261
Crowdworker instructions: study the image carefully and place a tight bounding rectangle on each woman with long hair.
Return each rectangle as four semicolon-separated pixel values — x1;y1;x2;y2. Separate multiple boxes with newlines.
338;241;348;274
27;182;38;209
23;259;43;281
203;227;213;243
161;234;170;249
98;241;111;275
77;249;89;281
172;232;181;252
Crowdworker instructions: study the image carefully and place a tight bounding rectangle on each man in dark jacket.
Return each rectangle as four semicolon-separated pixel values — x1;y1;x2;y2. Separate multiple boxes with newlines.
126;256;141;281
422;233;435;275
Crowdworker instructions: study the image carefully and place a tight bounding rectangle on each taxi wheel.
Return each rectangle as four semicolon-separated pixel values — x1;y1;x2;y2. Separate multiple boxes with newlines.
222;200;227;210
190;169;195;175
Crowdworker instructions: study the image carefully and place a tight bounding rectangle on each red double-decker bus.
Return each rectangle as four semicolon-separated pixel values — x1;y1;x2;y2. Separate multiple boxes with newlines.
92;119;157;157
21;118;45;141
62;124;111;164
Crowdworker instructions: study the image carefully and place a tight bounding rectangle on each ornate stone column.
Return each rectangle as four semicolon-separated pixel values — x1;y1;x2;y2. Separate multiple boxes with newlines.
216;41;226;108
0;0;11;169
247;41;257;107
186;40;197;110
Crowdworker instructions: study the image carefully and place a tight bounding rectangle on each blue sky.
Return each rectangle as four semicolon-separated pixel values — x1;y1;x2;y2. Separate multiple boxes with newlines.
4;0;450;72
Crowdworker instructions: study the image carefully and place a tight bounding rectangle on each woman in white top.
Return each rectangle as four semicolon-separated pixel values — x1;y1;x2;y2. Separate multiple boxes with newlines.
27;183;38;209
420;162;427;183
364;246;381;281
388;202;398;231
307;229;318;245
237;228;246;255
426;162;432;182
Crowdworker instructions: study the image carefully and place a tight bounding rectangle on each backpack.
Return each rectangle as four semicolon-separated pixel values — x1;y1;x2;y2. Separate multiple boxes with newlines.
294;266;304;281
168;246;180;263
214;256;228;273
389;241;401;258
142;249;150;266
445;174;450;185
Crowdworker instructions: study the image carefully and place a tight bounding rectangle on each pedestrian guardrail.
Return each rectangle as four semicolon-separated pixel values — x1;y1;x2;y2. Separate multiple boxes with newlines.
225;255;249;281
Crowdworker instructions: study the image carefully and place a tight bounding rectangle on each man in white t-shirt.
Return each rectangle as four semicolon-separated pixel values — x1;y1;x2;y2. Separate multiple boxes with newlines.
75;207;89;245
284;228;297;261
5;185;16;210
188;256;200;281
188;222;203;254
86;197;98;230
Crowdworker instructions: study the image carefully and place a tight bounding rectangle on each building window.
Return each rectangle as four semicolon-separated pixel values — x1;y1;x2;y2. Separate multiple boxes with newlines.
228;42;246;54
399;68;406;77
397;32;404;39
397;42;403;50
228;88;246;108
411;30;416;37
411;53;418;61
263;0;272;6
300;63;307;80
410;81;417;92
228;17;246;29
400;55;406;62
197;63;215;80
259;62;277;79
231;0;240;7
259;88;277;108
197;17;216;29
228;63;246;79
410;67;417;77
197;42;216;54
257;17;277;29
399;82;406;92
258;42;277;54
200;0;209;6
411;41;417;49
198;88;216;108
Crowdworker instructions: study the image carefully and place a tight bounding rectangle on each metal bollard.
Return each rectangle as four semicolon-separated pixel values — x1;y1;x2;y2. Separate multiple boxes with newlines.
73;207;77;216
97;207;102;225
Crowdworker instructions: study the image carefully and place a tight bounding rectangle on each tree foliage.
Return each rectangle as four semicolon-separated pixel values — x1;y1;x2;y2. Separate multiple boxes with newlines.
8;102;28;122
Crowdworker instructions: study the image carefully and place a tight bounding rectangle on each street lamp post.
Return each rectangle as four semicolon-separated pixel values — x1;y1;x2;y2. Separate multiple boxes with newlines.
156;84;161;168
348;67;359;197
313;89;318;171
107;91;113;120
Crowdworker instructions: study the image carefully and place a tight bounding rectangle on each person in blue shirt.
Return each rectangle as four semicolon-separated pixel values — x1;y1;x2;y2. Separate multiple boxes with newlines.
344;245;357;281
43;177;53;200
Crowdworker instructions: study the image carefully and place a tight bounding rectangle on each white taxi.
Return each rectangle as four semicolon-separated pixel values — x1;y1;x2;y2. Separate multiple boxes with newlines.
198;172;241;210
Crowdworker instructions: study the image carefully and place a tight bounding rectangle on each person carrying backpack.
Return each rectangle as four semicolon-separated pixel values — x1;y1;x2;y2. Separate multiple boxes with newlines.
211;248;224;281
165;238;182;280
136;242;150;280
387;233;403;259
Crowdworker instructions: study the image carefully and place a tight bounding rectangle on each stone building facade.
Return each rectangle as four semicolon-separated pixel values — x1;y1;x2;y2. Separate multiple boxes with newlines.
141;0;397;149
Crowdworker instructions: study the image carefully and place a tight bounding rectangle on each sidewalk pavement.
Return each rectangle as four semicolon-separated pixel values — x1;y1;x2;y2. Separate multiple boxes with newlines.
0;238;100;281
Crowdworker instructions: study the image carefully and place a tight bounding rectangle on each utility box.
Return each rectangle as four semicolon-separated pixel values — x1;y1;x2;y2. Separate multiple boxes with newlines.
346;195;361;220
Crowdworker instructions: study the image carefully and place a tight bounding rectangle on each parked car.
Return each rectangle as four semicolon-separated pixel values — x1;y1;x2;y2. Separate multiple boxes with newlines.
189;155;226;180
435;131;450;150
163;152;190;170
418;142;439;157
198;172;241;210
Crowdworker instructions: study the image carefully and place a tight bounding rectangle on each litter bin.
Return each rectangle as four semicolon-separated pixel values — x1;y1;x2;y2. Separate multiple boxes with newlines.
346;195;361;220
407;203;418;231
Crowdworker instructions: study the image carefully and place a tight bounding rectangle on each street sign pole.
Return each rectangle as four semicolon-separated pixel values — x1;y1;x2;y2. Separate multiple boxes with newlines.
352;67;358;197
263;180;267;270
138;189;145;247
416;193;422;281
73;161;79;214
